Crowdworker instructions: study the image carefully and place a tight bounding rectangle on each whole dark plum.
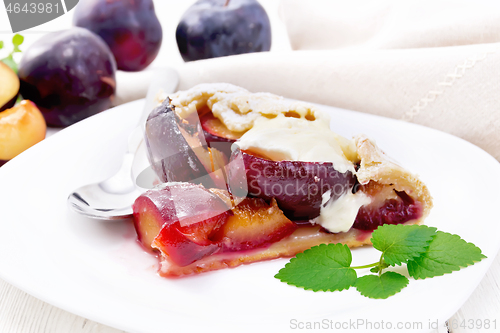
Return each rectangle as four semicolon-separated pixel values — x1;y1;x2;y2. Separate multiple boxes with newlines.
18;28;116;127
73;0;162;71
176;0;272;62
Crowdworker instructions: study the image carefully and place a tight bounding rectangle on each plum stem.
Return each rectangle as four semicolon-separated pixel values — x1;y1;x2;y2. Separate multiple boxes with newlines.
224;0;230;6
351;262;379;269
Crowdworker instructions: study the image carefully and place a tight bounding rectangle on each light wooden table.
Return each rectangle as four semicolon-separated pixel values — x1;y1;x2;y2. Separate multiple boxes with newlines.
1;1;500;332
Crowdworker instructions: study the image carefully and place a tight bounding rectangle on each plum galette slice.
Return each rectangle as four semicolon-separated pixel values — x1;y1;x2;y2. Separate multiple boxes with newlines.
133;83;432;277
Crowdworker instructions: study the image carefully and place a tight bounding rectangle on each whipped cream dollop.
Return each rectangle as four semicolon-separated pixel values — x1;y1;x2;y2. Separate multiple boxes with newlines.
235;115;356;174
317;190;371;233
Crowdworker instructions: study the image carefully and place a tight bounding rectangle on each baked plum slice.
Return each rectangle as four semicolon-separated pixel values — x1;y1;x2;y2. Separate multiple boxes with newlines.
199;112;241;158
145;98;216;188
133;183;298;267
353;189;422;231
216;197;297;252
200;112;240;143
132;183;231;266
227;149;357;221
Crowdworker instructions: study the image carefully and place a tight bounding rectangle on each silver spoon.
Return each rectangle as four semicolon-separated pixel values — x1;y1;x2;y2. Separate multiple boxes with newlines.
67;68;179;220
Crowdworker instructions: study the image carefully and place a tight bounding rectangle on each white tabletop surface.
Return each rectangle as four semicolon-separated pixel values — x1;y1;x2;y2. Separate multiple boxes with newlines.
1;1;500;332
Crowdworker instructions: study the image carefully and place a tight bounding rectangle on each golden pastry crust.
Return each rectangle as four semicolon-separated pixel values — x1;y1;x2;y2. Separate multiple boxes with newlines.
159;226;372;277
166;83;329;133
355;135;433;223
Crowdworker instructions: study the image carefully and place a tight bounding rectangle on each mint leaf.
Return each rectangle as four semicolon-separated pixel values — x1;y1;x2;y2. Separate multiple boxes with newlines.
371;224;437;266
0;41;4;50
355;271;409;299
275;225;485;300
408;231;486;279
12;34;23;46
275;243;357;292
12;34;23;53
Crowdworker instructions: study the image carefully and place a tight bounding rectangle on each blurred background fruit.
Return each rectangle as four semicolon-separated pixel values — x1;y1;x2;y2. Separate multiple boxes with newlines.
73;0;163;71
0;100;46;166
18;27;116;127
176;0;272;62
0;34;24;73
0;62;19;112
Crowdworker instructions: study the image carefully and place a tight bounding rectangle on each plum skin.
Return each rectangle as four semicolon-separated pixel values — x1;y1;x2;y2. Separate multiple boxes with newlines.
176;0;272;62
74;0;162;71
145;98;215;187
133;183;231;265
228;149;357;221
133;183;298;266
18;28;116;127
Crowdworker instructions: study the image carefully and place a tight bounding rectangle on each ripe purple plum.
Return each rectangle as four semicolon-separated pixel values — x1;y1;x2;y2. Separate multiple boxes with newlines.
176;0;272;62
73;0;162;71
18;28;116;127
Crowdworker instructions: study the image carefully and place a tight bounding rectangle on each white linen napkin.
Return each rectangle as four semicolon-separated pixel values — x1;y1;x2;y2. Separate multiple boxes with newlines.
280;0;500;51
176;43;500;160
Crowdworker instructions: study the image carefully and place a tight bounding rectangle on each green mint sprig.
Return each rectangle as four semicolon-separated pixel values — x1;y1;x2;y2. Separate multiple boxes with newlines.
1;34;24;73
275;224;486;299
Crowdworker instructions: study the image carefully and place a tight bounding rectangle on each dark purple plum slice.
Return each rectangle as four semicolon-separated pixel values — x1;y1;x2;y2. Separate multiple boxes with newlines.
227;149;357;221
353;190;423;231
145;98;215;188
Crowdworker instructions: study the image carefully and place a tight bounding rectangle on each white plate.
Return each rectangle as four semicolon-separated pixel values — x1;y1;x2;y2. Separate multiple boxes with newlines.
0;99;499;333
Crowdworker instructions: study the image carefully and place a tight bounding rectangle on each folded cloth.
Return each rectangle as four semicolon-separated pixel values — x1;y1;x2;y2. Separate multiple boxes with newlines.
280;0;500;50
113;70;157;107
177;42;500;160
